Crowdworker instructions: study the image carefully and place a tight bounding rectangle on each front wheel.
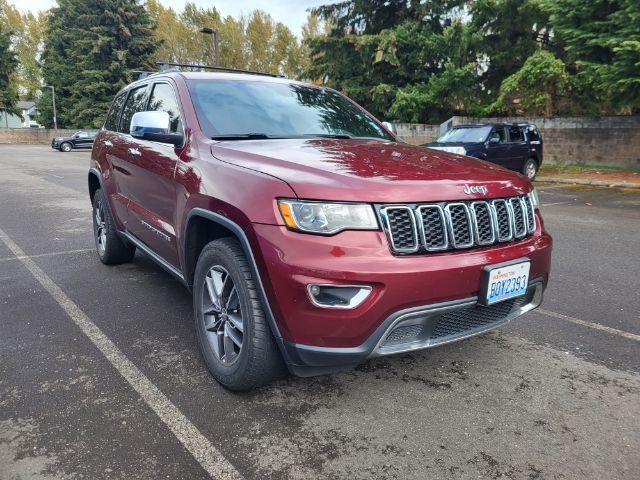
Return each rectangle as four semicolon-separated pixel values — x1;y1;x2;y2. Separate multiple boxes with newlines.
523;158;538;180
193;238;283;390
60;142;72;152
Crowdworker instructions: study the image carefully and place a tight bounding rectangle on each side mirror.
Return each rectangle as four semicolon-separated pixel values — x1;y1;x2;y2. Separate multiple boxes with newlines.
381;121;397;135
488;136;500;145
130;111;183;147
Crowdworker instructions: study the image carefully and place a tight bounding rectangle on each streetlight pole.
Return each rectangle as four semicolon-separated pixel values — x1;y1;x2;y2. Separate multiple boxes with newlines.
199;27;220;66
45;85;57;130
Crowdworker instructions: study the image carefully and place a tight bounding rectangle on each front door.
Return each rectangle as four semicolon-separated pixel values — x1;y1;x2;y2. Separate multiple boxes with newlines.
123;81;185;268
485;127;510;168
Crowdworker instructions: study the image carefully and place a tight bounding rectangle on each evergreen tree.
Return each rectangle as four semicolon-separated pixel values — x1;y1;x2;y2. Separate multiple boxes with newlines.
40;0;157;128
0;22;19;126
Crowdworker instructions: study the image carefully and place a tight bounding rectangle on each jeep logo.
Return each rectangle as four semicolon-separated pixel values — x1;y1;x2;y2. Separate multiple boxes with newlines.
463;184;488;195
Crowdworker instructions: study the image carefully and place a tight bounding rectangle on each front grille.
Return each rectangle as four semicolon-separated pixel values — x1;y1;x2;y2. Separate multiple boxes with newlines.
379;194;536;254
383;325;424;346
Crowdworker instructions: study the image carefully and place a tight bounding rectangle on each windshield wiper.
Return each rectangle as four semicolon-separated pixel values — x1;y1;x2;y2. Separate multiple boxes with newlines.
303;133;353;139
211;133;279;140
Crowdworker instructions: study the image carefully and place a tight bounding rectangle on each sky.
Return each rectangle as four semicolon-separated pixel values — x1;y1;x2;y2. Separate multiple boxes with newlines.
18;0;330;35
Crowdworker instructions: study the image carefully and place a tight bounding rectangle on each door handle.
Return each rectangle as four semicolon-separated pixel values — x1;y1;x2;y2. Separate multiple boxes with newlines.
104;140;113;147
128;147;141;157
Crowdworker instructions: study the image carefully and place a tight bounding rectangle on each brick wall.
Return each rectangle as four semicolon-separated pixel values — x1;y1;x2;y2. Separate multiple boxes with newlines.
0;128;78;145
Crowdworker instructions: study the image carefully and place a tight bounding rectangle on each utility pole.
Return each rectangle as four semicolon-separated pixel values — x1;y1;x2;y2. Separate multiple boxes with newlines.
199;27;221;66
46;85;58;130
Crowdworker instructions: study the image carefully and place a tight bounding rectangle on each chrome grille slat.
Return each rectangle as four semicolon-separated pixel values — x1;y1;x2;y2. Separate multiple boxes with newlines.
470;201;495;245
509;197;528;238
444;203;474;248
417;205;448;251
379;194;536;254
380;206;419;253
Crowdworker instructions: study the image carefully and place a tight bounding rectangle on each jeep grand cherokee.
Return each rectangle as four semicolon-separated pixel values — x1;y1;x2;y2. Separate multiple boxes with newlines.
88;69;552;390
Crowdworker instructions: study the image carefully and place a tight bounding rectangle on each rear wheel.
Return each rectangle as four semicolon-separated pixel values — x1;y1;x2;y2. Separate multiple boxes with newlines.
60;142;72;152
193;238;283;390
523;158;538;180
92;189;136;264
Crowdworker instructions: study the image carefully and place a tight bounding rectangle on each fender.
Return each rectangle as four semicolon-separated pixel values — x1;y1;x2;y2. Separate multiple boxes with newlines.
185;208;292;364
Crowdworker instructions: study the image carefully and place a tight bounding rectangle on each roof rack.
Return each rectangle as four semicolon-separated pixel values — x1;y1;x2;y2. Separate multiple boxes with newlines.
156;61;283;78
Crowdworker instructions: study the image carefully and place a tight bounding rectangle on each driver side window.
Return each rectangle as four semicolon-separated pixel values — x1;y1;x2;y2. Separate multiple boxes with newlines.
490;128;506;144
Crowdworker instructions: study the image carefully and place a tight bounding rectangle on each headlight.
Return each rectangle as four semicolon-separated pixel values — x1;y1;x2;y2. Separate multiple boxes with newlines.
529;188;540;209
450;146;466;155
278;200;379;234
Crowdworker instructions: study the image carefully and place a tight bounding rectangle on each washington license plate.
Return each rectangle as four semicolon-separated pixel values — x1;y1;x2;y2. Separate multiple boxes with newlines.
481;260;530;305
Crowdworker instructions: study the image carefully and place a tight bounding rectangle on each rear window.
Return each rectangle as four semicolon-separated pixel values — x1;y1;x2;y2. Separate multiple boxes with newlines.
508;126;524;142
104;93;126;132
526;126;541;142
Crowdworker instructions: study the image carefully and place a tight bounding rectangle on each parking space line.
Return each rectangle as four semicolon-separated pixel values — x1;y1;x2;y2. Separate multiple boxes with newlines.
0;248;95;263
537;308;640;342
0;227;243;480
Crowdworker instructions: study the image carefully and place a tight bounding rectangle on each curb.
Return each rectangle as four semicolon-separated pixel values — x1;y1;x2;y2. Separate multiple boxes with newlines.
536;176;640;190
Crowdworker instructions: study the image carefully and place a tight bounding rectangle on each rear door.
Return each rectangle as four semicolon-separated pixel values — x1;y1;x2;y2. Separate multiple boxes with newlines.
485;126;510;168
74;131;93;148
506;125;529;170
123;81;184;267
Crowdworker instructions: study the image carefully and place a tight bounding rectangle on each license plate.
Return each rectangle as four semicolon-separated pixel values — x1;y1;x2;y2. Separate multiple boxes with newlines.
481;259;530;305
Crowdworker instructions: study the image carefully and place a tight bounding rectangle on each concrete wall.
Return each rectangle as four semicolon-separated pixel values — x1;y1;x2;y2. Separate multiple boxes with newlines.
397;116;640;168
0;128;77;145
395;123;440;145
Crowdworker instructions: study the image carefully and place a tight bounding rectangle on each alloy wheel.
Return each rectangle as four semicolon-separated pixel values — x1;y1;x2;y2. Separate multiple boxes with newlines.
201;266;244;365
525;161;537;180
94;199;107;254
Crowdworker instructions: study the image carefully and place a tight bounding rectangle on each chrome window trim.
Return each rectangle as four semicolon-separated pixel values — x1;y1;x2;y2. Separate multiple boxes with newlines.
416;204;449;251
444;202;474;249
490;199;514;242
379;205;419;253
469;201;496;246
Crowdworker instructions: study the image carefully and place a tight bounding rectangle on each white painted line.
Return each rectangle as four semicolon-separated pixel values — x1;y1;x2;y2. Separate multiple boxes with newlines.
537;308;640;342
43;172;64;179
541;202;569;207
0;248;95;263
0;227;243;480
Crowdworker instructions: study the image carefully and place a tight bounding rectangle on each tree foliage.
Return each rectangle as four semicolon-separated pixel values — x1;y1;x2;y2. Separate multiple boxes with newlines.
310;0;640;121
146;1;308;78
39;0;157;128
0;21;19;121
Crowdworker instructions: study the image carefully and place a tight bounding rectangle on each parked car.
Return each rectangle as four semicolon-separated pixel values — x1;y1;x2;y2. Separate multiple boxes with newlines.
89;69;552;390
52;131;97;151
423;123;543;180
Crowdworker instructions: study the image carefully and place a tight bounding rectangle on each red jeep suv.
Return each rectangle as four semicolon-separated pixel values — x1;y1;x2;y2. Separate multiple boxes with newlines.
89;69;552;390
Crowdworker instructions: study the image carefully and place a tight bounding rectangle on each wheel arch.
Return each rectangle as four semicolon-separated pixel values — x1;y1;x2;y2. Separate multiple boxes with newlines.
183;209;286;345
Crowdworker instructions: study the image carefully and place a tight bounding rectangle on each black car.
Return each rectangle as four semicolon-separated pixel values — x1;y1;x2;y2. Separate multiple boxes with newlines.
423;123;543;179
51;131;97;152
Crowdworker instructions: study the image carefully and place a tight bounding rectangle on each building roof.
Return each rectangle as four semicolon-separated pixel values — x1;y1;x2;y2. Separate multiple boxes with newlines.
17;101;36;110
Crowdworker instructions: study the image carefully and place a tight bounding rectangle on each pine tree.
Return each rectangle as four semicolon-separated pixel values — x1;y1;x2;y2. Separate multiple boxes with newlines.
0;22;19;127
40;0;157;128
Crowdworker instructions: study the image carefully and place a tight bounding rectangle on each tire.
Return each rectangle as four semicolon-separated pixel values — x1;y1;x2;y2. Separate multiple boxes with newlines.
92;189;136;264
60;142;72;152
193;238;283;390
523;158;538;180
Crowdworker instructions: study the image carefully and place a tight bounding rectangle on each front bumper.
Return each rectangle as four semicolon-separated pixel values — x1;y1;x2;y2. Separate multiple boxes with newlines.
252;214;552;373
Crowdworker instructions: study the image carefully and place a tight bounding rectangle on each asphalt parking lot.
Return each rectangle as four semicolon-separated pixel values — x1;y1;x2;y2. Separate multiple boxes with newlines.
1;144;639;480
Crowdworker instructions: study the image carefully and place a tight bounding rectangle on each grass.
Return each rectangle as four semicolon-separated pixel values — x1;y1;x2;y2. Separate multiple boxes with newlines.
539;163;640;175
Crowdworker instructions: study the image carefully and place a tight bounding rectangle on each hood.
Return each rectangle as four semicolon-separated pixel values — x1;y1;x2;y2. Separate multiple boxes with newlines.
210;138;530;203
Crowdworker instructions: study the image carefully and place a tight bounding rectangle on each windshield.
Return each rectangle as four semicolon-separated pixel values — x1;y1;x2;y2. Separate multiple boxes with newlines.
437;126;492;143
186;79;394;141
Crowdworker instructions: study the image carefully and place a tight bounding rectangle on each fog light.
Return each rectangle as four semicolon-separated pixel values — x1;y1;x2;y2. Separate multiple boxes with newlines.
307;284;372;309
